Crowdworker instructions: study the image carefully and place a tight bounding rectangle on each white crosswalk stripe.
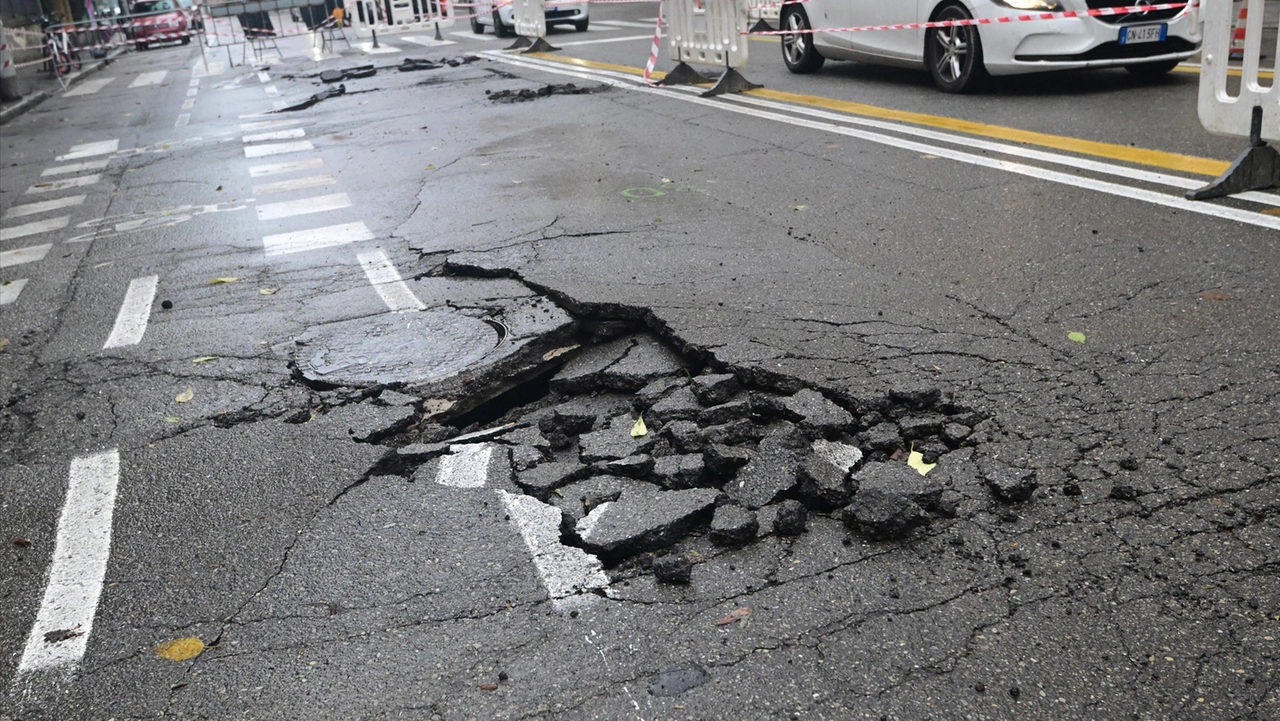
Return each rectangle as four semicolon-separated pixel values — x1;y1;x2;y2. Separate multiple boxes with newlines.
42;160;108;177
1;244;53;267
244;141;314;158
26;175;100;194
129;70;168;88
249;157;324;177
253;175;337;194
64;77;115;97
243;128;305;143
4;195;86;220
262;221;373;256
1;279;29;305
257;192;352;221
57;140;118;161
0;216;70;242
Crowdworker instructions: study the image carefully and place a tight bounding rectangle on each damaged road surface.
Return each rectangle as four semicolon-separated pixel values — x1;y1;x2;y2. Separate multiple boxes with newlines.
2;15;1278;721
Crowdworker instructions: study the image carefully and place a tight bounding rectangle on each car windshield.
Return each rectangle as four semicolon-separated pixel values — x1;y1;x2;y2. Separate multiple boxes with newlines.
133;1;174;12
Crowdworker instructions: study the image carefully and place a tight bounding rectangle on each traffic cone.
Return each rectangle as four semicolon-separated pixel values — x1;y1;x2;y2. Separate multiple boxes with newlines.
1229;3;1247;60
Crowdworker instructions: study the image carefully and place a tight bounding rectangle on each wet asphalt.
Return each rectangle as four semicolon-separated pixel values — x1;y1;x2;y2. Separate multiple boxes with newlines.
1;6;1278;720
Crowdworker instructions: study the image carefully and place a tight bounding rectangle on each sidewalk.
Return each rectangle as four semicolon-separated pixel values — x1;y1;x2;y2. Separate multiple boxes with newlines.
0;41;129;125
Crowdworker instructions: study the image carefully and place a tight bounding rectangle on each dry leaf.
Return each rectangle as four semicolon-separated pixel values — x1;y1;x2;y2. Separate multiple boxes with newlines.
259;288;278;295
907;443;936;476
478;683;498;691
164;416;181;423
715;607;753;626
0;338;9;351
630;416;648;438
175;387;194;403
209;277;238;284
13;537;32;547
155;637;205;662
191;356;217;363
542;344;579;361
1197;290;1232;301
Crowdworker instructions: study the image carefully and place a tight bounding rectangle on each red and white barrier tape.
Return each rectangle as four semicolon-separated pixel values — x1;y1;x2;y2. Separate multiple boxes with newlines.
643;0;662;85
748;2;1190;35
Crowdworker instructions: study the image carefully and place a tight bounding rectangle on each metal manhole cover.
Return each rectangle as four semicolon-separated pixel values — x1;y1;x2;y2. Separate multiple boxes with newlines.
295;311;502;386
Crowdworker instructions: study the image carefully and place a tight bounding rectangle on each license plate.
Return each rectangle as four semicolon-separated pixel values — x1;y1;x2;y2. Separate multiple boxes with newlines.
1119;24;1167;45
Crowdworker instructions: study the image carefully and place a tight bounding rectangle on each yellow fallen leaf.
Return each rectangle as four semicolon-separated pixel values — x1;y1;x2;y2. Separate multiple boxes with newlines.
259;288;278;295
175;387;194;403
630;416;647;438
191;356;218;363
426;164;435;170
542;345;579;361
0;338;9;351
164;417;181;423
209;277;238;284
154;637;205;662
907;443;935;476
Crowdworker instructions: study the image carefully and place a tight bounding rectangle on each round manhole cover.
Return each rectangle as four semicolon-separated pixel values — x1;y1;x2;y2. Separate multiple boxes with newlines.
295;311;502;386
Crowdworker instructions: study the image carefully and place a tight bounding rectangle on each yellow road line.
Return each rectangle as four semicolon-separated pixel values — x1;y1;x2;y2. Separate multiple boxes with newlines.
1174;63;1276;80
529;53;1231;177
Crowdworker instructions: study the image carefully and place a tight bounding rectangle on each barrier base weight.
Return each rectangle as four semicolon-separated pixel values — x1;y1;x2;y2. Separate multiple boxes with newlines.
513;37;559;53
700;67;761;98
655;62;704;87
505;36;533;50
1187;106;1280;200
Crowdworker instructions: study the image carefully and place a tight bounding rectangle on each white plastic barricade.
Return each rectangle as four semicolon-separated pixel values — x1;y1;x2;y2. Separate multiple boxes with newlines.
660;0;758;96
345;0;455;39
508;0;558;52
747;0;779;32
1188;0;1279;199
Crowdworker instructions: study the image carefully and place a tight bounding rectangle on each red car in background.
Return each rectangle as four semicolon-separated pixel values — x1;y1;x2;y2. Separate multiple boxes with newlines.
129;0;198;50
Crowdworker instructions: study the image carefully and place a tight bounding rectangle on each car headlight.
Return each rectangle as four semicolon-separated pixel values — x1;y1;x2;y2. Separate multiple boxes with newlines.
991;0;1064;11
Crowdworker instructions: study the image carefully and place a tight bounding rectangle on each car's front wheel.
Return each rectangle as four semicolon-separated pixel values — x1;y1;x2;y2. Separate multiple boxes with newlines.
492;10;512;37
471;14;484;33
925;3;987;93
574;18;588;32
780;8;824;74
1125;59;1180;77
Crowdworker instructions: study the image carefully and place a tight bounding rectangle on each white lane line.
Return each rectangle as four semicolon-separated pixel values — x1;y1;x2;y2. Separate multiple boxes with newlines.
257;70;270;83
435;444;494;488
594;19;657;28
555;34;660;47
499;490;609;610
191;60;225;78
242;128;305;143
56;140;118;161
256;192;351;221
4;196;86;220
357;249;426;312
18;450;122;673
0;216;70;242
264;85;280;97
262;221;374;256
450;31;500;41
186;87;198;98
129;70;168;88
27;175;100;194
1;279;29;305
357;41;401;53
64;77;115;97
491;52;1280;232
244;141;314;158
175;113;190;128
181;98;195;110
240;118;300;131
248;156;324;177
42;160;108;177
102;276;159;348
1;244;53;266
399;35;456;47
252;174;336;194
189;78;200;87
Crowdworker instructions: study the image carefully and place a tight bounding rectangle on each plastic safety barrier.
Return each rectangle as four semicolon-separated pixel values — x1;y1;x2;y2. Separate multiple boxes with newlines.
1187;0;1278;199
344;0;455;39
660;0;758;96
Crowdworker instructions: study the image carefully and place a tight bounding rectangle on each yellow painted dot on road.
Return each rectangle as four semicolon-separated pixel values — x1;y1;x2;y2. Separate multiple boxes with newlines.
155;637;205;661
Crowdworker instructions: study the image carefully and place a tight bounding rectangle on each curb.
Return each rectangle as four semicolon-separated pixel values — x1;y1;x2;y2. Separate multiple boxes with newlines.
0;48;127;126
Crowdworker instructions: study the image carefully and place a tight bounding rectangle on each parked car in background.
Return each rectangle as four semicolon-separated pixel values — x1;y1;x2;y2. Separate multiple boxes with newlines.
779;0;1201;92
470;1;589;36
129;0;195;49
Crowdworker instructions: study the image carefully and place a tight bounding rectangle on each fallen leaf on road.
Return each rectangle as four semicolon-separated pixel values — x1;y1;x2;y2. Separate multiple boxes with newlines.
792;205;807;211
164;417;181;423
1067;331;1087;344
191;356;218;363
0;338;9;351
215;185;223;191
715;607;753;627
175;387;194;403
907;444;936;476
1197;291;1232;301
13;537;32;547
93;261;113;269
477;683;498;691
542;344;579;361
426;164;435;170
259;288;278;295
631;416;648;438
44;626;84;643
209;277;238;284
155;637;205;661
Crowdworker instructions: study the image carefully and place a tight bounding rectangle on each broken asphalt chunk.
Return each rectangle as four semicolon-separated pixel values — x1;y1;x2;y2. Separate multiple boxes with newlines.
574;487;720;560
515;461;589;499
797;439;863;508
548;337;633;394
985;464;1038;503
709;504;758;545
691;373;741;406
705;443;752;477
648;386;702;424
579;413;658;463
779;389;854;433
651;453;706;489
724;423;806;509
276;83;345;112
842;461;944;540
772;499;809;536
553;476;659;526
602;454;654;478
320;402;416;443
652;552;694;584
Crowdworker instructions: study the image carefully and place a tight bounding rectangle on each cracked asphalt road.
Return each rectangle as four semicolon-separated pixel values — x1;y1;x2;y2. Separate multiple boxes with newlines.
2;7;1278;720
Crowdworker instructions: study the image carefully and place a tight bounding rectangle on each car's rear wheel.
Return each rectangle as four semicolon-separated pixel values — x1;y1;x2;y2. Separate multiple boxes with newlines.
492;10;512;37
1125;59;1180;77
137;41;148;51
925;3;987;93
574;18;588;32
471;14;484;33
780;8;824;74
181;35;191;44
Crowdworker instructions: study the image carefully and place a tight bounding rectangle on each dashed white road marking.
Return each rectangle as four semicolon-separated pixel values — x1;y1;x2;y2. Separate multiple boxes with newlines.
450;31;500;41
3;196;86;219
186;87;198;98
240;118;299;131
0;216;70;242
56;140;118;161
595;19;659;28
499;490;609;610
26;175;100;194
264;84;280;97
244;140;315;158
42;160;108;177
175;113;190;127
556;33;657;47
253;174;336;194
435;444;494;488
256;192;351;221
257;70;271;83
181;98;195;110
357;41;401;54
189;78;200;87
262;221;374;256
103;275;159;348
400;35;456;47
18;450;121;673
63;77;115;97
1;279;29;305
129;70;168;88
242;128;305;143
249;156;324;177
1;244;53;266
357;249;426;312
191;60;225;78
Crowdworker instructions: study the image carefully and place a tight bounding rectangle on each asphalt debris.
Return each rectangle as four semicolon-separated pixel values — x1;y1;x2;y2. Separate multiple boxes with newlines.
485;83;607;103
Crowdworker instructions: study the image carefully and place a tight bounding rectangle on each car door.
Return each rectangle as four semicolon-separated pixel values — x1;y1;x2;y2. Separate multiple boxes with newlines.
847;0;924;60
